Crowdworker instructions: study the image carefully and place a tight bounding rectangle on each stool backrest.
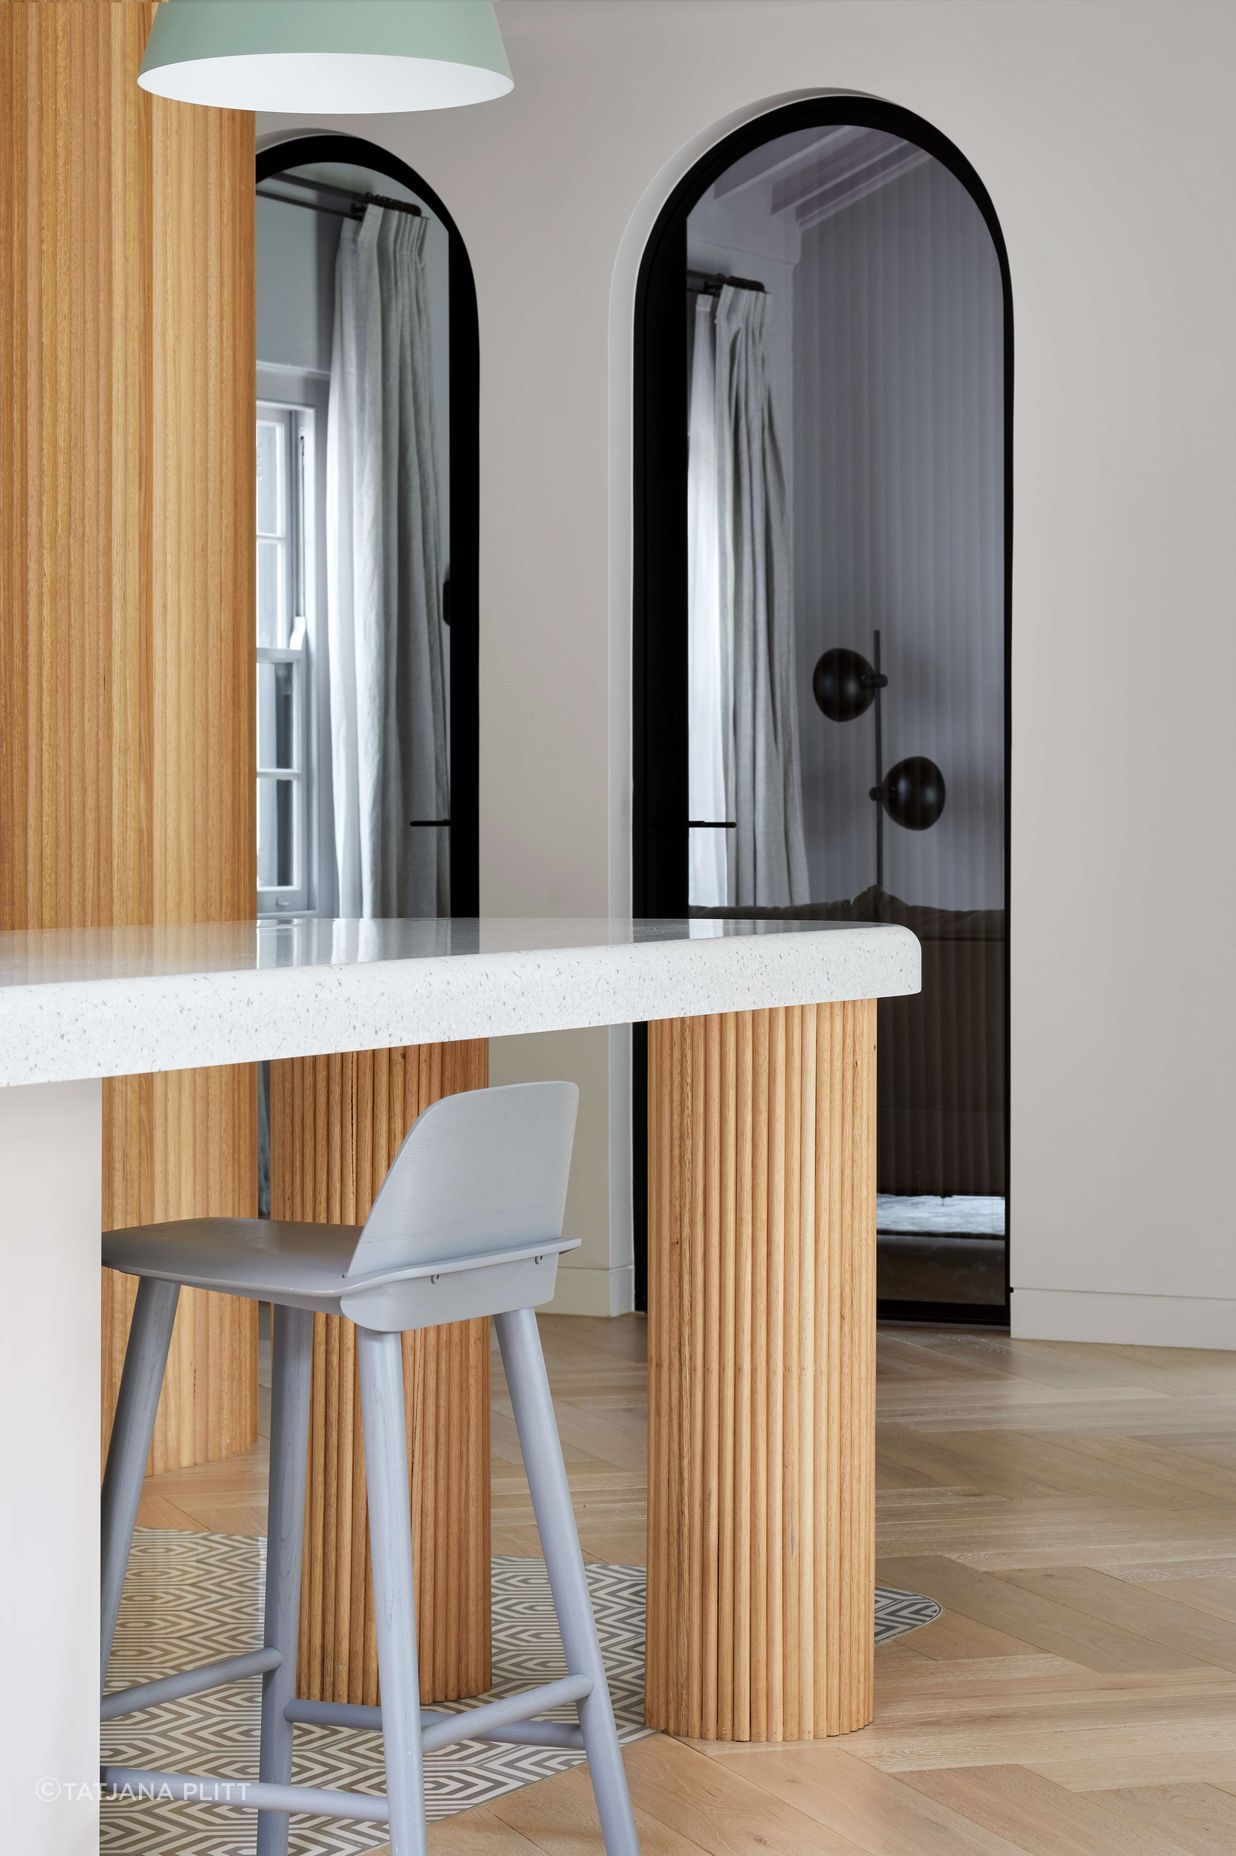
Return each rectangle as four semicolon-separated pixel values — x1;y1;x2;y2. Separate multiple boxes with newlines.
345;1081;578;1281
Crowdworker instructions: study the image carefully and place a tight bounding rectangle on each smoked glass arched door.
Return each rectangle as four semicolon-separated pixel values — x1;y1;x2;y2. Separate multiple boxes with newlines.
634;101;1011;1320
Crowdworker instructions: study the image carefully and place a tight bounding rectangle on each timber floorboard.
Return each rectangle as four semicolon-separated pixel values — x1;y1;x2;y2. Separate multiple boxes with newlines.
138;1316;1236;1853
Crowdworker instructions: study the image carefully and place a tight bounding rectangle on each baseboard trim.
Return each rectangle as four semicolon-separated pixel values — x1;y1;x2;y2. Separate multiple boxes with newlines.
549;1263;635;1319
1012;1287;1236;1351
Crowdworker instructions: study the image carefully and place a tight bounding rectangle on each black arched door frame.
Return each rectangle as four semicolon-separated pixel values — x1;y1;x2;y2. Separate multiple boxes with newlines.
632;97;1012;1323
257;133;480;916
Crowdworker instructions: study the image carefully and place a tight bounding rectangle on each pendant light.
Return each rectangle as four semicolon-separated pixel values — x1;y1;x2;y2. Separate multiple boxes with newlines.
138;0;512;114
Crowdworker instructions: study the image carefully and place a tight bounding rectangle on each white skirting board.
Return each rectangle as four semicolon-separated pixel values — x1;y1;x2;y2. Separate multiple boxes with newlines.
1012;1287;1236;1351
549;1262;635;1318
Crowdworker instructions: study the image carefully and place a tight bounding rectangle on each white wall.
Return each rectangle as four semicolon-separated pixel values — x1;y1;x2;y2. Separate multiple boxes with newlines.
260;0;1236;1344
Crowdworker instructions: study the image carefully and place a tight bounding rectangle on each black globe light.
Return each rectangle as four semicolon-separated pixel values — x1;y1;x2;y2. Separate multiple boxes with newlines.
870;755;946;831
812;629;945;885
812;647;887;723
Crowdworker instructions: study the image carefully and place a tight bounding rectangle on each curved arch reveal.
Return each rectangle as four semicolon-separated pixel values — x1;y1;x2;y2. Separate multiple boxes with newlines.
632;98;1012;1320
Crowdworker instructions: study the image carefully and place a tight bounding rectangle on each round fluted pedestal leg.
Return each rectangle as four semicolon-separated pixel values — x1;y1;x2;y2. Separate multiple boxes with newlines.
645;1002;877;1742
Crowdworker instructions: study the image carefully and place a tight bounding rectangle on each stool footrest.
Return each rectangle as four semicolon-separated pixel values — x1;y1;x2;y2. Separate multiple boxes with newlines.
100;1765;390;1825
421;1673;593;1753
100;1675;595;1828
436;1711;585;1751
427;1707;585;1751
284;1697;384;1732
284;1672;593;1754
101;1648;283;1721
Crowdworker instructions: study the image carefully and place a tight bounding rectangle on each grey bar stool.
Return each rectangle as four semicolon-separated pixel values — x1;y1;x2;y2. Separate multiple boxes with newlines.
100;1081;640;1856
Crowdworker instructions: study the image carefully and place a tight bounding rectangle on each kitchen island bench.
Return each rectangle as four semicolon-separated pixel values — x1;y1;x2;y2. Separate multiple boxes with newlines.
0;915;918;1849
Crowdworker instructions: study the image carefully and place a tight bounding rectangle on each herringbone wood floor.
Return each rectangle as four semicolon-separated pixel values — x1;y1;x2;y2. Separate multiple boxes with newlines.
139;1316;1236;1854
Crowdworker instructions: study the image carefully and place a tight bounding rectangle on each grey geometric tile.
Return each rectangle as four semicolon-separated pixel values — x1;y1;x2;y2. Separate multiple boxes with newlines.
875;1582;943;1642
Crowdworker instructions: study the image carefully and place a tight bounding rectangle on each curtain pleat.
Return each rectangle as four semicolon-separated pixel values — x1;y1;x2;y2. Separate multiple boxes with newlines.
688;285;809;909
326;206;448;918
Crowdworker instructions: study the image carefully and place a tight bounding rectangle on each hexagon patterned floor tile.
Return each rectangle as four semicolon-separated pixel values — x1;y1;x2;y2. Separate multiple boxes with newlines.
101;1531;940;1853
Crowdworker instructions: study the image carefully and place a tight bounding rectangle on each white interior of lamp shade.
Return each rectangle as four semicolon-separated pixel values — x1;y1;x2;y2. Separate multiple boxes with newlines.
138;51;513;114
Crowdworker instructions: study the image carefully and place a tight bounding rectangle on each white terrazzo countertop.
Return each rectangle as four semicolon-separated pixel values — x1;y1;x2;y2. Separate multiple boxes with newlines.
0;916;920;1088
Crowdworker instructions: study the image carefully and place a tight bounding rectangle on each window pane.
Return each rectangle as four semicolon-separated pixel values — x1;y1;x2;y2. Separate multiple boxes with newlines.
257;659;297;771
257;778;278;889
275;780;295;888
257;539;284;648
291;425;308;618
257;776;297;892
257;421;283;537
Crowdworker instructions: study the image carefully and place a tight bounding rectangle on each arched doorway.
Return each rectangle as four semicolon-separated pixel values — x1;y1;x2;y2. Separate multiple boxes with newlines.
633;99;1012;1321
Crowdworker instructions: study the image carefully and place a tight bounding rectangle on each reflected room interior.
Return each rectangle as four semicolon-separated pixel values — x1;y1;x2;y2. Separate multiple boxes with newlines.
255;145;457;925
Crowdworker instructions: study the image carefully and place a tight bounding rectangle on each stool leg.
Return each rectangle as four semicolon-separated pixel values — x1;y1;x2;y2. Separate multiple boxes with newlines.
100;1276;180;1688
496;1307;640;1856
357;1326;428;1856
257;1305;314;1856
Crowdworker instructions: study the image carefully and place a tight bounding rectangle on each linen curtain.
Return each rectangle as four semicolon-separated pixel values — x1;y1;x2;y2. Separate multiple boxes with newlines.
687;284;809;908
326;205;448;918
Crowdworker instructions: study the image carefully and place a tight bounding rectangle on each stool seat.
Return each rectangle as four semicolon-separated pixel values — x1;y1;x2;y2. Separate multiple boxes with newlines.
104;1216;582;1327
104;1217;363;1312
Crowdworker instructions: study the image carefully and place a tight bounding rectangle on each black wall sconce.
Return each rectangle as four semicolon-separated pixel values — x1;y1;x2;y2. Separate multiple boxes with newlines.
812;629;945;889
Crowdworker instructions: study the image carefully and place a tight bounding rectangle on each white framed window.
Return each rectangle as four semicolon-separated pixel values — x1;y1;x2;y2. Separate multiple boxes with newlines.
256;402;315;913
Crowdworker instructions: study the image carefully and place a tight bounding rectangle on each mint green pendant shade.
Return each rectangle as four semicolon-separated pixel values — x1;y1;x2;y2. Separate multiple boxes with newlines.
138;0;513;113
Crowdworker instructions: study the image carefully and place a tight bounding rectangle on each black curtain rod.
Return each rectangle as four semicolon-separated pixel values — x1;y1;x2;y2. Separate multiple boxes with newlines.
257;172;422;221
686;268;766;296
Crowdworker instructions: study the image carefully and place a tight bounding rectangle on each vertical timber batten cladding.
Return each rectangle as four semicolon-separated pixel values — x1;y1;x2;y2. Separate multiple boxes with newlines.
0;3;259;1471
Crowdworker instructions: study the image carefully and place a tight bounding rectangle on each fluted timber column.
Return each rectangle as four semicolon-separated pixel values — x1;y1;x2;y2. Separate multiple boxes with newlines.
269;1042;491;1705
646;1001;877;1741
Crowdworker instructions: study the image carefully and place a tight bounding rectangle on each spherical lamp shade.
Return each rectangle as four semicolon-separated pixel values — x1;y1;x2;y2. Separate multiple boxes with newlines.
874;757;947;832
138;0;513;114
812;647;882;723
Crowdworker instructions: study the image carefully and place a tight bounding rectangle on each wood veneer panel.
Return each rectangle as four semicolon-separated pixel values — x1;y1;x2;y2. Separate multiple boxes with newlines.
0;4;257;1472
646;1002;877;1740
269;1043;492;1705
